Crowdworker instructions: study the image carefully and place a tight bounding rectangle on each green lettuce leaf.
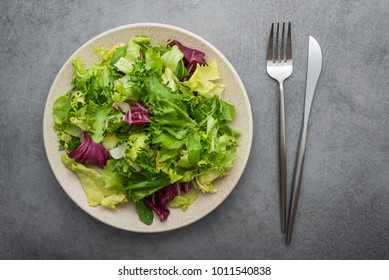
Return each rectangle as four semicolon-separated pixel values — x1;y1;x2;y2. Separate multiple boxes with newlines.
124;132;150;162
187;132;201;166
112;75;138;103
168;188;199;211
86;102;113;143
145;47;163;74
101;159;127;190
161;45;184;73
61;154;127;209
161;67;178;92
195;169;222;193
53;95;72;125
125;36;150;63
183;60;226;98
114;57;133;74
101;193;128;210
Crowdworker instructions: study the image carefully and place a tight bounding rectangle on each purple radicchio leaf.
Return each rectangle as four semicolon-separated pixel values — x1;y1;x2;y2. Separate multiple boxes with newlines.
145;182;191;221
168;40;206;78
68;131;108;167
122;102;150;125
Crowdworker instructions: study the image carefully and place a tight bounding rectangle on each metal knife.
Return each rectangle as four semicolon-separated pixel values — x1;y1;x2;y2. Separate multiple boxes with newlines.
286;36;322;245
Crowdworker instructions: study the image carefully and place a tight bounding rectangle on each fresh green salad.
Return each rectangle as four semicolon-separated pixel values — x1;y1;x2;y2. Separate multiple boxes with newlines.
52;35;240;225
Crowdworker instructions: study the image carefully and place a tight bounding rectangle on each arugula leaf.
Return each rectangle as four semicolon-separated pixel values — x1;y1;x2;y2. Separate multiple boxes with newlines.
135;199;154;225
110;45;128;66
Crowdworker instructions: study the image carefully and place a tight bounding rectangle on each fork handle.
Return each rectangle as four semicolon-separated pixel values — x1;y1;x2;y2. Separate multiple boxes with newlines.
279;82;287;233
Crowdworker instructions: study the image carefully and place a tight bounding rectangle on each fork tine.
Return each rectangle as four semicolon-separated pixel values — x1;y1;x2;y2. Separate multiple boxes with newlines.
281;22;285;62
286;22;292;61
267;23;274;61
275;23;279;63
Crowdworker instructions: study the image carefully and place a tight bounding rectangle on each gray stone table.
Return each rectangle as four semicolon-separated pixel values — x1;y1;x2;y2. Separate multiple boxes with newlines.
1;0;388;259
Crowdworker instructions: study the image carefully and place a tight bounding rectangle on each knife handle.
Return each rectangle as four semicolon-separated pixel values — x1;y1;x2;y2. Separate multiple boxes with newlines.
279;82;287;233
286;120;308;245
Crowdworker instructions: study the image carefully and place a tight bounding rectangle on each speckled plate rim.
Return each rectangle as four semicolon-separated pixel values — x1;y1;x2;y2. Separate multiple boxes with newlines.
43;23;253;233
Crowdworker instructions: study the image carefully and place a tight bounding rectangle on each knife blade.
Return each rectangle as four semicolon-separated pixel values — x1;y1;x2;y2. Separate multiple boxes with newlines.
303;36;323;121
286;36;322;245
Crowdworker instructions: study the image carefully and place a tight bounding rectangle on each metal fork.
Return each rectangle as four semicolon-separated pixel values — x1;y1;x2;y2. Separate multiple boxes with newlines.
266;22;293;233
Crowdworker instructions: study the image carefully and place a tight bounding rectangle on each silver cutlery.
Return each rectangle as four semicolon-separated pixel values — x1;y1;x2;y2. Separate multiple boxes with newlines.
266;22;293;233
286;36;322;245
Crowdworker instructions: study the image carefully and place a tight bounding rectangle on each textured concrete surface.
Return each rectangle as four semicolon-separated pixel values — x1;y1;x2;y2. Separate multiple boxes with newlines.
1;0;388;259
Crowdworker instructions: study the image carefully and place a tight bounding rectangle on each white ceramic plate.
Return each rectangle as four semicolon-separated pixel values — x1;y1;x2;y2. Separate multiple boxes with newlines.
43;23;253;232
